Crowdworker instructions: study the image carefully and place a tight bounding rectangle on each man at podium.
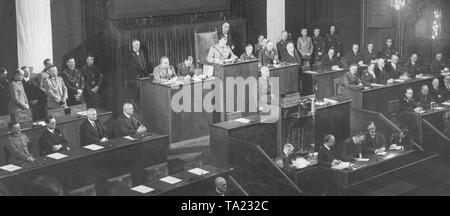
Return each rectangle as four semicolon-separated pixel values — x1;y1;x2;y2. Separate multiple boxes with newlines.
207;35;237;64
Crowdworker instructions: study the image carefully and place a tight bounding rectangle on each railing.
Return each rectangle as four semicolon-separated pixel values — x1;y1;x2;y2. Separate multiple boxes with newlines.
422;119;450;155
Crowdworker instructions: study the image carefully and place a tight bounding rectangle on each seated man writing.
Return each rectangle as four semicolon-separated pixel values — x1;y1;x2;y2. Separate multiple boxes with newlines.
153;56;177;83
338;133;366;162
207;35;237;64
318;134;343;168
363;121;386;155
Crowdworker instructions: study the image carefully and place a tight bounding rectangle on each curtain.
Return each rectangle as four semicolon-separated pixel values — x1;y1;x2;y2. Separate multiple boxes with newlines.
267;0;285;42
16;0;53;74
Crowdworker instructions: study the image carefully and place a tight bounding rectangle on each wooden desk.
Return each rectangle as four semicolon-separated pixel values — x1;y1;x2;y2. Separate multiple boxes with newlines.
347;77;433;116
114;165;232;196
322;150;418;189
139;78;216;143
212;60;259;122
269;63;300;95
0;109;113;165
0;134;169;195
301;68;349;99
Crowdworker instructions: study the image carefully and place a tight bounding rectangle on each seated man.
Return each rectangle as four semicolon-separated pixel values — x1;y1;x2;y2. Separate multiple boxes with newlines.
338;133;366;162
361;63;377;87
177;56;195;77
240;44;257;62
386;54;403;79
207;35;237;64
117;103;147;137
400;88;423;113
390;128;413;150
282;42;302;65
258;41;279;66
430;52;449;77
318;134;342;168
375;58;392;84
403;53;421;79
321;49;343;70
363;121;386;155
214;177;227;196
343;44;363;68
5;122;35;164
80;108;108;146
39;116;70;156
416;84;434;110
337;64;364;95
153;56;177;83
430;78;446;103
281;143;296;170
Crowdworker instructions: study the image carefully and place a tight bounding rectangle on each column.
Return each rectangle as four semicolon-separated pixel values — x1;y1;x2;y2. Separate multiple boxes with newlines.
267;0;286;43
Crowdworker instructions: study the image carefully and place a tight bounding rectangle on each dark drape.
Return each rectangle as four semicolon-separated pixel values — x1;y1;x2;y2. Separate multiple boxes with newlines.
0;0;17;71
230;0;267;45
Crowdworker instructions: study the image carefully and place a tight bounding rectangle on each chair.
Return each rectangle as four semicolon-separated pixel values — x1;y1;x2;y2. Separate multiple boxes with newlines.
68;184;97;196
106;173;133;193
194;30;218;66
143;162;169;184
168;152;204;174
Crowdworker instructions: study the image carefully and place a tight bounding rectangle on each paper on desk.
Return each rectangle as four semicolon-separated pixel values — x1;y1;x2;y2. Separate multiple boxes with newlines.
442;102;450;106
32;121;46;126
390;146;403;151
377;152;388;156
131;185;154;194
83;144;104;151
323;98;338;104
371;83;385;87
332;162;350;170
188;168;210;176
441;72;450;76
0;164;22;172
355;158;370;162
46;153;68;160
77;111;87;116
418;110;426;114
235;118;251;124
394;79;406;83
435;107;445;110
124;136;136;141
160;176;182;184
304;71;318;74
292;158;310;169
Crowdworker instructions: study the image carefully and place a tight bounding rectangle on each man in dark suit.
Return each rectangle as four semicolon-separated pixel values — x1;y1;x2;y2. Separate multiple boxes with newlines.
80;108;108;147
362;43;377;65
218;22;234;51
375;58;391;84
81;55;104;109
430;78;446;103
325;26;342;57
280;143;296;170
321;49;343;70
430;52;449;77
400;88;422;113
38;116;70;156
443;75;450;100
311;28;326;64
338;133;366;162
127;39;150;104
22;66;47;120
390;128;413;151
386;54;403;79
0;67;10;116
363;122;386;155
337;64;364;95
403;53;420;79
416;85;434;110
318;135;342;168
277;31;289;61
117;103;147;137
343;44;363;68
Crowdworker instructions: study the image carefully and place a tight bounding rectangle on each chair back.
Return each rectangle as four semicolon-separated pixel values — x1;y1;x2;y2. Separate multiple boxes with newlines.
195;30;218;66
143;162;169;184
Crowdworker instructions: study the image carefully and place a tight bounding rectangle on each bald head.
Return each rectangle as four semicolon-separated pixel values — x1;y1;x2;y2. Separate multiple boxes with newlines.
215;177;227;194
123;103;134;116
87;108;97;121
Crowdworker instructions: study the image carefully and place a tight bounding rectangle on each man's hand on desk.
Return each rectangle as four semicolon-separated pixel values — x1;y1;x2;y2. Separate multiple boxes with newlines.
331;159;342;167
137;126;147;134
414;107;424;113
100;137;109;142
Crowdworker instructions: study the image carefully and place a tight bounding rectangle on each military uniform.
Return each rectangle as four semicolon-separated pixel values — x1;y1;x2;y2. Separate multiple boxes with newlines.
207;44;236;64
325;33;342;55
61;68;85;106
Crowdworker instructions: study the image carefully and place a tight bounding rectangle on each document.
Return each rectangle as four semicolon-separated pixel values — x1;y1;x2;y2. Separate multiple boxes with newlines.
355;158;370;162
442;102;450;106
235;118;251;124
46;153;68;160
394;79;406;83
377;152;388;156
77;111;87;116
160;176;182;184
332;162;350;170
371;83;385;87
124;136;136;141
304;71;318;74
83;144;104;151
323;98;338;104
131;185;154;194
0;164;22;172
188;168;210;176
32;121;46;127
292;158;310;169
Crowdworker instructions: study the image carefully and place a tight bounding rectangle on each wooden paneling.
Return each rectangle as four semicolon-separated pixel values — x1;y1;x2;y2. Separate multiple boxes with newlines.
0;0;18;71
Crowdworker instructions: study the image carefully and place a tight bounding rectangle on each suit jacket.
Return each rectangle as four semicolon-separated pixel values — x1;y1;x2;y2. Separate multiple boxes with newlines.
176;62;195;77
325;33;342;54
374;66;390;84
400;97;419;112
391;134;413;150
337;72;363;95
416;93;434;109
282;51;302;65
430;60;447;77
403;61;420;79
362;50;377;64
312;36;326;58
117;113;142;137
259;48;278;66
380;46;399;59
81;65;104;96
363;133;386;154
361;71;377;87
386;62;403;79
7;81;29;114
39;128;69;156
277;40;288;60
80;119;107;147
443;83;450;100
430;85;446;103
318;146;337;168
44;76;68;109
338;138;360;162
280;152;295;170
127;50;148;81
321;55;343;70
343;51;363;68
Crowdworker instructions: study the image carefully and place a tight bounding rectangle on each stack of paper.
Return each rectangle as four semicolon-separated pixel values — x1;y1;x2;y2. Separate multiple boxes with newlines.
394;79;406;83
323;98;338;104
83;144;104;151
160;176;182;184
124;136;136;141
355;158;370;162
0;164;22;172
371;83;385;87
131;185;154;194
188;168;209;176
332;162;350;170
377;152;388;156
442;102;450;106
235;118;251;124
46;153;68;160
